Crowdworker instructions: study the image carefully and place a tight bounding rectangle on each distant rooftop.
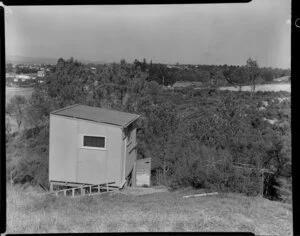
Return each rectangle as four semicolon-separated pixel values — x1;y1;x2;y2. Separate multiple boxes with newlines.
51;104;140;128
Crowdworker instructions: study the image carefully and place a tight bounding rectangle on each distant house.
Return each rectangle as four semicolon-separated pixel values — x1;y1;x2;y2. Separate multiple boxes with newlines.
37;70;45;78
90;67;97;73
16;74;31;82
6;72;16;78
49;105;140;190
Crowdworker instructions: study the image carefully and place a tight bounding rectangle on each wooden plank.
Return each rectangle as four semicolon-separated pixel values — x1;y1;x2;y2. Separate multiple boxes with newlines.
183;192;218;199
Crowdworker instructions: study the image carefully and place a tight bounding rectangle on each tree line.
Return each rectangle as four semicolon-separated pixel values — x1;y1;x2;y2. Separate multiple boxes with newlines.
6;57;291;202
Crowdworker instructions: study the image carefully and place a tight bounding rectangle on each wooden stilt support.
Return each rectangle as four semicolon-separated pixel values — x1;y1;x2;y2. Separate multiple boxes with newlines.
50;182;54;192
50;182;117;198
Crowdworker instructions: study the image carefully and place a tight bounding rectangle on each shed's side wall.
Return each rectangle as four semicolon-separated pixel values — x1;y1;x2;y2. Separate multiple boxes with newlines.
77;120;123;186
49;115;78;182
125;127;137;177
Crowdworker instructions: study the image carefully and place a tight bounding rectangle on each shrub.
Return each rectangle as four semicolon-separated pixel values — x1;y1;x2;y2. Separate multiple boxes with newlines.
167;140;262;195
7;127;50;190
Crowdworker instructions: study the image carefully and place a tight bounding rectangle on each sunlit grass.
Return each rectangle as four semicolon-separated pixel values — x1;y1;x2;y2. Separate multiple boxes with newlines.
7;184;292;235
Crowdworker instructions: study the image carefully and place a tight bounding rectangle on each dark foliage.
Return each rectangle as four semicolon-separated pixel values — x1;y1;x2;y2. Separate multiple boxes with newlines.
6;58;291;201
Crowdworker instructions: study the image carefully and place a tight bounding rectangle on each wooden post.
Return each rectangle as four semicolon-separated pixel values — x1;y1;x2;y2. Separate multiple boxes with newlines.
72;188;75;197
106;183;108;192
98;185;100;193
50;182;53;192
89;185;92;194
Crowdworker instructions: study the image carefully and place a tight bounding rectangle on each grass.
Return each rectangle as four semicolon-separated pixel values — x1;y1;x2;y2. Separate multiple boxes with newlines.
6;184;292;235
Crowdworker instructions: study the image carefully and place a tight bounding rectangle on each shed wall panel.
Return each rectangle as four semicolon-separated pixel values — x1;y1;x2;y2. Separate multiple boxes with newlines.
49;115;77;182
77;120;122;186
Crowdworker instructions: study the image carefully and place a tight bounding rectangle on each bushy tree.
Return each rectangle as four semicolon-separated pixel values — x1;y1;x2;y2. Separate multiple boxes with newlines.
245;58;260;96
142;102;179;183
6;95;27;131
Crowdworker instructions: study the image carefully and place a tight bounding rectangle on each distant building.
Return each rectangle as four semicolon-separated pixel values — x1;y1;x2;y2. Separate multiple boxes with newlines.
16;74;31;81
37;70;46;77
6;73;16;78
90;67;97;74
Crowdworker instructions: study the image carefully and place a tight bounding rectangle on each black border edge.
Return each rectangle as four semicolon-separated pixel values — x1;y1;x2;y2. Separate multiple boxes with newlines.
0;1;290;236
0;4;7;235
2;0;251;6
292;0;299;235
6;233;255;236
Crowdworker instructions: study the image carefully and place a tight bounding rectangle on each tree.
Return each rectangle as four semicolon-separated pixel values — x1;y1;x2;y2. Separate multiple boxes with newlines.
6;115;11;141
245;58;260;96
223;65;247;91
6;63;14;73
6;95;27;132
143;102;179;183
43;58;93;107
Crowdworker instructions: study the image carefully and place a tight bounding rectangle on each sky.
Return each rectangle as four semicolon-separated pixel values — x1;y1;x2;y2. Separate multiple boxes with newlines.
4;0;291;68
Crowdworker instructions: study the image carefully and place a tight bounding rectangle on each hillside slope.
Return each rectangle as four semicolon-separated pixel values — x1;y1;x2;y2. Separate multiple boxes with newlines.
7;185;292;235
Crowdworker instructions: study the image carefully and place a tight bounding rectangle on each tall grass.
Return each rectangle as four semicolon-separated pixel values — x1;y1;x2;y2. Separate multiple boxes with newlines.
7;184;292;235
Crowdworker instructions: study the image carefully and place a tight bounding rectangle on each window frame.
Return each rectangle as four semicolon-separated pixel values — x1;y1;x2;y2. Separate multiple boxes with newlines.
80;134;107;150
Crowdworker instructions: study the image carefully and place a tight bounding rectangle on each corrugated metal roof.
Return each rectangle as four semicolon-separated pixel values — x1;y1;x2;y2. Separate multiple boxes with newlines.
51;104;140;127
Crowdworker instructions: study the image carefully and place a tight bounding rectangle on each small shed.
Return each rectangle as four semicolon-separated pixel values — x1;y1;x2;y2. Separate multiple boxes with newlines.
49;104;140;189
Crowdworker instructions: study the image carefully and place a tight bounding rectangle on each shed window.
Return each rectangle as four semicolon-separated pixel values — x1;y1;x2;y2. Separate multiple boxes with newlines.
83;136;105;149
